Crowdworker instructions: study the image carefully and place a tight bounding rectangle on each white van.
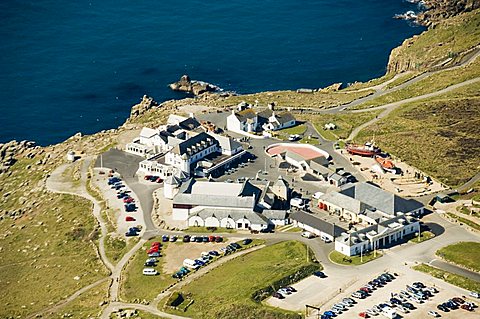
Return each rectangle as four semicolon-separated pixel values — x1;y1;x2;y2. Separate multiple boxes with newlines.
183;258;200;270
301;231;315;239
290;198;305;209
142;268;158;276
313;192;324;199
381;306;398;319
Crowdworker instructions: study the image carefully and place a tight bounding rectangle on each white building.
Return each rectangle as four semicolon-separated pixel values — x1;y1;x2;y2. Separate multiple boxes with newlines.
172;178;291;230
262;111;296;131
292;182;424;256
226;108;259;133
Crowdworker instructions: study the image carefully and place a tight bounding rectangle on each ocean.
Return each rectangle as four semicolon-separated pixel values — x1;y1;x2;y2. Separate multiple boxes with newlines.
0;0;424;145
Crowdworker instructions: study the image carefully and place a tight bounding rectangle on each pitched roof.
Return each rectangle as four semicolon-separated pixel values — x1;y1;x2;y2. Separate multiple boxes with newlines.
140;127;158;138
262;210;288;220
274;111;295;124
191;208;269;225
290;211;346;236
171;132;218;155
207;132;243;152
319;191;370;214
340;182;423;215
235;108;257;122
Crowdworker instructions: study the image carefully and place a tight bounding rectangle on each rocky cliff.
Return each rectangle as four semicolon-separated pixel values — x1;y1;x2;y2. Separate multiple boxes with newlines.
417;0;480;26
169;74;219;96
387;5;480;74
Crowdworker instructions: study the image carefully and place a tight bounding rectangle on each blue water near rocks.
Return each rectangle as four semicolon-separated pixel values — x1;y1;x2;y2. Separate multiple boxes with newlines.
0;1;424;145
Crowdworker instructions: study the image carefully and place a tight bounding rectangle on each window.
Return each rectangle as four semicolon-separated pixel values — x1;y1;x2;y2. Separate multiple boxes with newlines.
237;223;242;228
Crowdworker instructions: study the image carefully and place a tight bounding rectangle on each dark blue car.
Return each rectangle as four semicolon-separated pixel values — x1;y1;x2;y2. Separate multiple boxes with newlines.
324;310;335;317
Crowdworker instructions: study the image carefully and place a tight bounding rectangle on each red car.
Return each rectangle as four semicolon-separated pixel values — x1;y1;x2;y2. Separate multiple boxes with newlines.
215;236;223;242
359;312;369;318
359;287;370;293
144;175;152;180
208;235;215;242
123;197;134;203
147;247;159;254
151;241;162;247
156;177;163;183
125;216;136;222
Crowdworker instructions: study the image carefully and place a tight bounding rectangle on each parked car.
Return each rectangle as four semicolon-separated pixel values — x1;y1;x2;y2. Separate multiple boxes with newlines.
123;197;134;204
469;291;480;298
202;236;209;243
242;238;252;245
437;304;448;312
452;297;465;304
402;302;414;310
209;250;219;256
231;242;241;249
148;251;161;258
314;271;326;278
117;192;128;199
461;304;474;311
142;268;158;276
208;235;215;242
183;235;191;242
125;216;135;222
125;230;138;237
155;177;163;183
144;260;156;267
169;235;177;242
215;236;223;242
273;292;284;299
427;310;440;317
162;235;169;242
146;247;159;254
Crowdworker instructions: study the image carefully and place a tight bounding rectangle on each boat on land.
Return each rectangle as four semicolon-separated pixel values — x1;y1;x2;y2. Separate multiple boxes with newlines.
375;155;396;172
346;142;380;157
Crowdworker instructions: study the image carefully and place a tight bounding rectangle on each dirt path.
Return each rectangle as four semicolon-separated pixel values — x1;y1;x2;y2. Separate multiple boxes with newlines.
102;302;190;319
347;76;480;141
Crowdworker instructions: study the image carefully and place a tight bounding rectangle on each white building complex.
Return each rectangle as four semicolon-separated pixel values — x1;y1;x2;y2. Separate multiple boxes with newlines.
125;114;246;180
291;182;424;256
226;103;296;134
171;177;291;231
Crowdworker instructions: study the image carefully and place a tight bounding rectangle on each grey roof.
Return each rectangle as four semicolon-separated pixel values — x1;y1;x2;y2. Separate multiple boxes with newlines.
329;172;346;182
274;176;289;188
274;112;296;124
207;132;243;152
290;211;346;237
310;161;332;176
256;108;273;121
262;210;288;220
140;127;158;138
309;156;330;167
173;179;261;209
319;191;371;214
179;117;200;130
285;150;306;163
234;108;257;122
165;175;182;185
190;208;268;225
171;132;218;155
340;182;423;215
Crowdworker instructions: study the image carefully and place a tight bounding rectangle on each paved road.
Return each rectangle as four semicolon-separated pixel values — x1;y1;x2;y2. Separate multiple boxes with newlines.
95;149;161;231
429;259;480;282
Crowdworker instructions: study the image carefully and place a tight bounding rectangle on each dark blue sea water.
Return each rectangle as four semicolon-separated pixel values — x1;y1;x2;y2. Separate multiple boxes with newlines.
0;1;424;145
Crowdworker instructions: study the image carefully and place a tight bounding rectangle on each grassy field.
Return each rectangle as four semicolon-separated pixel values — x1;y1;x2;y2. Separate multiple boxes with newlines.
297;110;381;141
329;250;382;266
413;263;480;292
50;279;109;318
273;123;308;141
385;72;421;89
163;241;320;319
408;231;435;243
104;234;140;265
436;242;480;273
0;154;111;318
352;57;480;110
356;83;480;187
387;9;480;72
342;73;396;91
120;239;176;303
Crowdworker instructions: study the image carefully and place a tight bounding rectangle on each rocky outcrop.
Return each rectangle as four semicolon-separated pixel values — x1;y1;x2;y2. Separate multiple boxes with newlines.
169;74;219;96
417;0;480;26
320;82;343;92
0;140;38;174
128;95;159;120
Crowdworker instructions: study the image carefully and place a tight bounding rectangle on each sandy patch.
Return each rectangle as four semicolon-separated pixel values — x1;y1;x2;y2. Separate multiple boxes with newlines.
163;241;231;274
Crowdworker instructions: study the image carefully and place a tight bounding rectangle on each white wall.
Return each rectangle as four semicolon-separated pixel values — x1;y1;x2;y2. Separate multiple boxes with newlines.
227;114;241;132
172;207;189;220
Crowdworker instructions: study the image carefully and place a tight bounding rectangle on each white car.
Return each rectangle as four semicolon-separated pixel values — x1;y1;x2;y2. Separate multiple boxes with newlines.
427;310;440;317
142;268;158;276
301;231;315;239
469;291;480;298
312;191;324;199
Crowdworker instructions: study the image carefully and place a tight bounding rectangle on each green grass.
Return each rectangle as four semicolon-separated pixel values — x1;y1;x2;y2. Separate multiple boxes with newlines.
184;226;236;233
356;83;480;187
436;242;480;272
329;250;382;265
446;213;480;231
104;234;139;265
284;227;303;233
353;57;480;110
120;239;176;303
387;9;480;72
0;192;109;318
413;263;480;292
50;279;109;318
408;231;435;243
273;124;307;141
298;110;381;141
163;241;320;319
343;73;396;91
385;72;421;89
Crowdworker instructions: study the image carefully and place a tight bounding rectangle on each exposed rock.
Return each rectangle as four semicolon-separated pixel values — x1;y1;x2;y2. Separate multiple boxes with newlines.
319;82;343;92
0;140;38;174
169;74;219;96
417;0;480;26
128;95;159;120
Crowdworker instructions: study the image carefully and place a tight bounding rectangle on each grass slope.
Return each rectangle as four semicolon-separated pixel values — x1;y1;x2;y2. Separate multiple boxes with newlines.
356;83;480;187
166;241;320;319
436;242;480;272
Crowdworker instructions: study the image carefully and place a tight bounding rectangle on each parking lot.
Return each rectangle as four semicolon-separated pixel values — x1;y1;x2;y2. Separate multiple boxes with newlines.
92;168;146;235
268;264;478;319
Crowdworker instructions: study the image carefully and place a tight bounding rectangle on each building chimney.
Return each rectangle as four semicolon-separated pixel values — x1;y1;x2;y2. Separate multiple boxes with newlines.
189;112;194;118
